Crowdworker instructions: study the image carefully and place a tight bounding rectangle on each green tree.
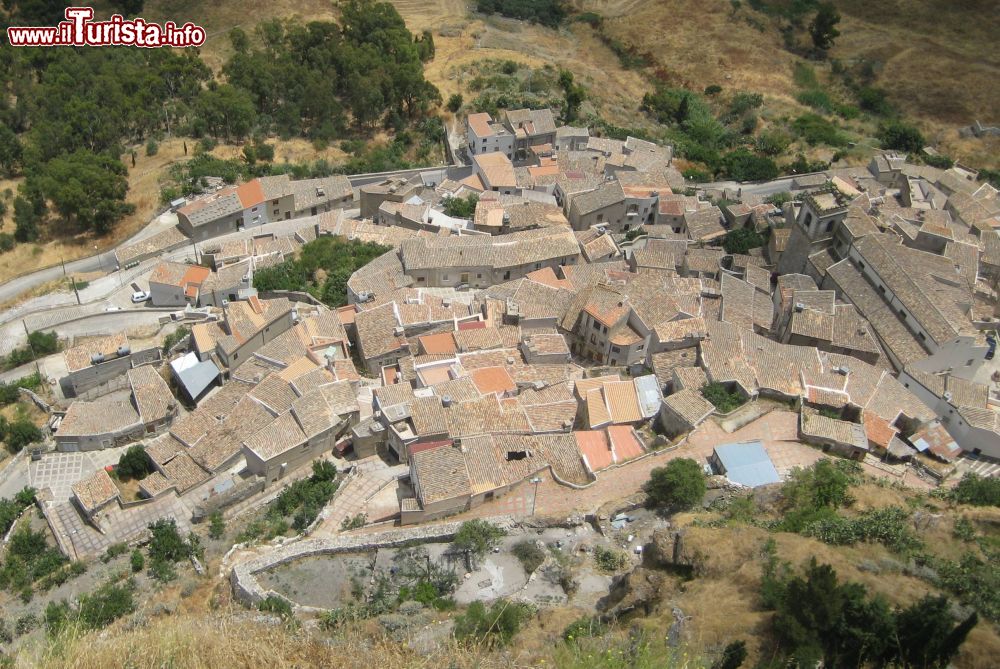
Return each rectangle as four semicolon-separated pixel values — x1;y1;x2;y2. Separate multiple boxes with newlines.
116;445;153;481
722;227;765;254
893;595;978;669
453;520;505;557
878;120;925;153
442;194;479;218
446;93;463;113
643;458;706;511
951;473;1000;507
33;151;135;235
558;70;586;124
0;125;23;177
809;2;842;51
720;149;778;181
4;420;42;453
195;84;257;142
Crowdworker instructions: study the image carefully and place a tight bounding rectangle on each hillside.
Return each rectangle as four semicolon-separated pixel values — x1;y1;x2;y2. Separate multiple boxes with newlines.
6;465;999;669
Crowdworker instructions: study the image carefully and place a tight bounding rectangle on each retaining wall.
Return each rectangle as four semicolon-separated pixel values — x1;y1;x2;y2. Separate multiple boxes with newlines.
230;515;516;607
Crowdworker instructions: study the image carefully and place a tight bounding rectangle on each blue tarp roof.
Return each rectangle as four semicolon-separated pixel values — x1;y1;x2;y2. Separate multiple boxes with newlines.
714;440;781;488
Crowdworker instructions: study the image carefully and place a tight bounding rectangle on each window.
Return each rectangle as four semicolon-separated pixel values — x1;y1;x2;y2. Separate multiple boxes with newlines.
592;321;600;330
443;275;449;281
825;219;834;232
590;334;597;344
602;326;608;334
597;214;604;223
311;207;317;216
252;206;258;212
611;346;621;353
477;273;482;279
273;209;279;216
534;263;541;270
272;199;279;205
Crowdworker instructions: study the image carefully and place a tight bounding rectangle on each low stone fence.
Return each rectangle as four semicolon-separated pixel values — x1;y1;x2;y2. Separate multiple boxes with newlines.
18;387;52;414
230;515;516;608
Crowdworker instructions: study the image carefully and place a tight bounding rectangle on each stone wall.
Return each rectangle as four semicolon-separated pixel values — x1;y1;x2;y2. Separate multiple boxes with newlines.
230;515;516;608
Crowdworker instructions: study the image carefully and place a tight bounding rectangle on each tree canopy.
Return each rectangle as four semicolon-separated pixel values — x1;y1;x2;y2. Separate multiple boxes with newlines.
808;2;842;51
643;458;706;511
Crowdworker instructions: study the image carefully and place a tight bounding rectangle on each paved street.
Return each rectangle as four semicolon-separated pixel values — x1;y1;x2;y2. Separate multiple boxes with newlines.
450;410;933;522
29;447;130;504
50;494;192;560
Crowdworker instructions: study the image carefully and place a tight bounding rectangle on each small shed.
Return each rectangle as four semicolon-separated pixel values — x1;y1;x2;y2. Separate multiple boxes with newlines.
711;440;781;488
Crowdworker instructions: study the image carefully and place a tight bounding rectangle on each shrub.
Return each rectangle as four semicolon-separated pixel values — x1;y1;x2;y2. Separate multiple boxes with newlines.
0;233;14;253
130;549;145;572
923;153;954;169
77;580;136;630
208;511;226;539
951;473;1000;507
801;506;922;553
453;519;505;558
856;86;893;115
682;167;711;182
878;121;924;153
161;326;191;353
14;613;36;636
147;519;194;565
116;445;153;481
796;89;834;113
258;595;294;618
792;113;847;146
454;599;533;647
446;93;463;113
719;149;778;181
4;419;43;453
700;382;745;413
593;545;628;572
145;139;158;156
704;84;723;96
340;513;367;531
563;615;606;642
643;458;706;511
101;542;129;563
511;541;546;574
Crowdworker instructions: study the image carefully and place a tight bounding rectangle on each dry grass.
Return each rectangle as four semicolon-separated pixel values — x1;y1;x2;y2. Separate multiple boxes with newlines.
584;0;1000;167
13;609;523;669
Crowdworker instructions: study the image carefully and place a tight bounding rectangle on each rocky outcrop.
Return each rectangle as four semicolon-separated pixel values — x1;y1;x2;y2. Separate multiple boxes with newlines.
598;567;667;621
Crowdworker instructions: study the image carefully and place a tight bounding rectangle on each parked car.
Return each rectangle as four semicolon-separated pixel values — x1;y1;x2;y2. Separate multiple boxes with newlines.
131;290;149;303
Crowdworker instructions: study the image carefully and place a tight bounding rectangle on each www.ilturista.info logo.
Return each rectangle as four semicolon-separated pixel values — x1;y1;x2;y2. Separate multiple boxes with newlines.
6;7;206;47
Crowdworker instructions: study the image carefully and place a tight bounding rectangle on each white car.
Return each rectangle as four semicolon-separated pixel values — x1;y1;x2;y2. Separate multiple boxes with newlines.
131;291;149;303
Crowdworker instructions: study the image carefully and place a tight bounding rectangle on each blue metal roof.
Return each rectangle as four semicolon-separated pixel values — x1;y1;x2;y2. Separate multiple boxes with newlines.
170;353;221;402
714;440;781;488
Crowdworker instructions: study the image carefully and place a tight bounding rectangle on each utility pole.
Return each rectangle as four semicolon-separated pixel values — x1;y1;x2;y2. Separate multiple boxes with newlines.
22;320;35;360
95;245;105;273
70;276;81;305
60;256;67;277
